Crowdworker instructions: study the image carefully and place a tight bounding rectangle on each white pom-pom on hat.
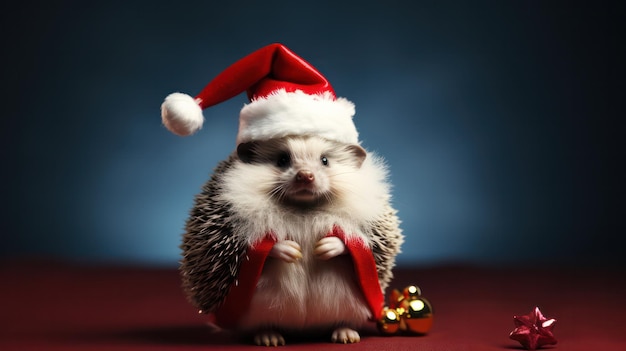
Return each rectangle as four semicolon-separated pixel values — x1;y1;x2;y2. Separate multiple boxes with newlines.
161;92;204;136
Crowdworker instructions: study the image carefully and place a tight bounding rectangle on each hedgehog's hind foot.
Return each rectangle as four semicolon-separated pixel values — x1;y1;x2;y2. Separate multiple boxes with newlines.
331;327;360;344
253;330;286;347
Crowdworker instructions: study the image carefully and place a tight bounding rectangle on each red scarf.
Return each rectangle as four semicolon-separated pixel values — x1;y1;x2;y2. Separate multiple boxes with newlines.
214;225;384;328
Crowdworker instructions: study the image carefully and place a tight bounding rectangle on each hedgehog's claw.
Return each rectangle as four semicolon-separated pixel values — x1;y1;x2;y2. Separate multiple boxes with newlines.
253;330;286;347
331;327;360;344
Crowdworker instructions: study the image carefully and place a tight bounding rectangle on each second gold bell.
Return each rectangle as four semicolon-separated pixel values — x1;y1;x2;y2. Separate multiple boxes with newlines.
378;285;433;335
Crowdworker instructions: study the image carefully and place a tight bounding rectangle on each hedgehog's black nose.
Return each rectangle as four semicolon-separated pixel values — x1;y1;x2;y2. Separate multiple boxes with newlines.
295;170;315;184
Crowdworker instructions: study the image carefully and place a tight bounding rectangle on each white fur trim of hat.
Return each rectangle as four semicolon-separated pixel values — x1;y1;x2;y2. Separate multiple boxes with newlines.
237;90;358;145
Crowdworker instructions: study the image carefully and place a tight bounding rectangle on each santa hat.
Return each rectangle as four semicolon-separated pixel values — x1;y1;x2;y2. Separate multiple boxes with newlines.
161;43;359;145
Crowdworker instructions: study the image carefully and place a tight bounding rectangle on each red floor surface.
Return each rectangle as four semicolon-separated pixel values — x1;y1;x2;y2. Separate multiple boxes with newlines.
1;259;624;350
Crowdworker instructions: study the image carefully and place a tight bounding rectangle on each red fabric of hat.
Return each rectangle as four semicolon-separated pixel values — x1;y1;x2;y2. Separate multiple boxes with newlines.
161;43;358;145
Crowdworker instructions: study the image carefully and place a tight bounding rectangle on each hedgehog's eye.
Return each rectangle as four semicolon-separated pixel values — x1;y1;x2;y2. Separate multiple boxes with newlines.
276;153;291;168
321;156;329;166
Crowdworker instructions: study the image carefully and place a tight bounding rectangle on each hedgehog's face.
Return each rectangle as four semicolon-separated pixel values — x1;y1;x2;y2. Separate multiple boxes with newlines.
237;136;366;208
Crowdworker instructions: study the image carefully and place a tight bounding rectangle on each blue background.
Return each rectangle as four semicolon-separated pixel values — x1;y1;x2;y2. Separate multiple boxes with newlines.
2;1;622;267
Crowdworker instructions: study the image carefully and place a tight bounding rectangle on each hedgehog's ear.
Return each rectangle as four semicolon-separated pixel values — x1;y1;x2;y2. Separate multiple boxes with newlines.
347;144;367;168
237;141;258;163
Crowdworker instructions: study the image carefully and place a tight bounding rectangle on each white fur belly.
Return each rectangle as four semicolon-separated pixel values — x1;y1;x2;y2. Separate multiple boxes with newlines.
238;247;372;331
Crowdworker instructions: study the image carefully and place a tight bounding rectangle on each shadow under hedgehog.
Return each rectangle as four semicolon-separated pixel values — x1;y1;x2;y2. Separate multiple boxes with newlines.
160;43;404;346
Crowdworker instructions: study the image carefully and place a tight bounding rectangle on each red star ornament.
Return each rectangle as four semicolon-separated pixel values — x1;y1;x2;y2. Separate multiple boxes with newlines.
509;306;557;350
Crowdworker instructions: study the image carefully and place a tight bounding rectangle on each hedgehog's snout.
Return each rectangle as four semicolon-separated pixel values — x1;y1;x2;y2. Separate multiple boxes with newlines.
295;170;315;184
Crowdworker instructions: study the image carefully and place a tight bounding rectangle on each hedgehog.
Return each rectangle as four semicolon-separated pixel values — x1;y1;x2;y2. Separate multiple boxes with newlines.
161;43;404;346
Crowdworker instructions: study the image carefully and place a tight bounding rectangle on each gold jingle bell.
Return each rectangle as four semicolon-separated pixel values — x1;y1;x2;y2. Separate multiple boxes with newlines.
377;285;434;336
400;286;433;334
378;306;402;335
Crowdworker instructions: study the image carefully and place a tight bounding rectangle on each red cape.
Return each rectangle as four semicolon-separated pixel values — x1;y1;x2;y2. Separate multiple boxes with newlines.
214;226;384;329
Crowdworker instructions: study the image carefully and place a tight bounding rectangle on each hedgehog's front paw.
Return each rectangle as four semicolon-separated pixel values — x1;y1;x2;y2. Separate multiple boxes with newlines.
331;327;360;344
269;240;302;263
253;330;286;347
314;236;347;260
